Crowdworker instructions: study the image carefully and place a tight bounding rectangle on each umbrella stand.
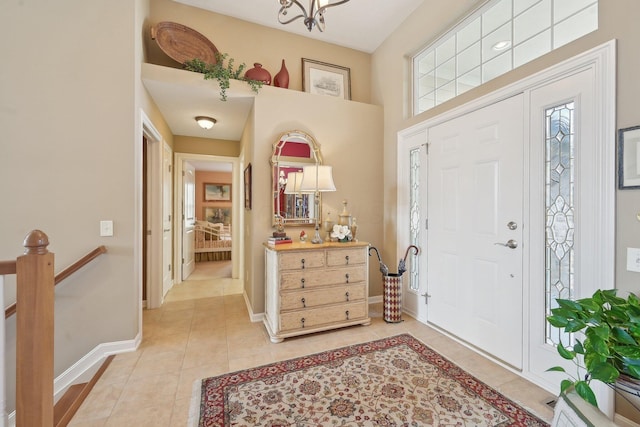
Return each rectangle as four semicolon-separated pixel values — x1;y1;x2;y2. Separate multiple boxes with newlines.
369;245;420;323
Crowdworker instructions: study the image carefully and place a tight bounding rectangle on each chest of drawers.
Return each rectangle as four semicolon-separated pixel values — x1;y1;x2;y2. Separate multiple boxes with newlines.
264;241;371;343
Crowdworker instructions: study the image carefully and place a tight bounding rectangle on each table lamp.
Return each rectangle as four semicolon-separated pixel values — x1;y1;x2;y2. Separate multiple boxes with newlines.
299;165;336;243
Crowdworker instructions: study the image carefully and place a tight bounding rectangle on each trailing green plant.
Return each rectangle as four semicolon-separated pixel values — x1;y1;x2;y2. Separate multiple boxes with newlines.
184;53;263;101
547;289;640;407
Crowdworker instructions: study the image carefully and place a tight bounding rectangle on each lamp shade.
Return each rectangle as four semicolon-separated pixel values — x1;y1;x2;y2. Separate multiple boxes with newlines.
299;165;336;192
284;171;305;194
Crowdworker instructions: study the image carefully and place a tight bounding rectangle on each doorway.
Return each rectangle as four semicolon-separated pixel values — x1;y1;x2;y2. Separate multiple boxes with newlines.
141;112;170;310
173;153;242;285
397;41;615;412
426;94;524;369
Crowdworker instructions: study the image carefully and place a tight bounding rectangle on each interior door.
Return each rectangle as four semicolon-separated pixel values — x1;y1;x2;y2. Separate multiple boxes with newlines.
162;143;173;296
182;162;196;280
427;94;524;369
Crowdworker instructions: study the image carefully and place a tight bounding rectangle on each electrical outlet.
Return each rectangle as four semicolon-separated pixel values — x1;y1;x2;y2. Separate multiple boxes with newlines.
100;220;113;237
626;248;640;272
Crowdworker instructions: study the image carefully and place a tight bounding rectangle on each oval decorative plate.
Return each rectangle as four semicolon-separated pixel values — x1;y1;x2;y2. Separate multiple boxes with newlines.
151;21;219;65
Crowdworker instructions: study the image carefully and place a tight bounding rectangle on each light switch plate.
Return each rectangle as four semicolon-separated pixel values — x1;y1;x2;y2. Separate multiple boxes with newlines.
626;248;640;272
100;220;113;237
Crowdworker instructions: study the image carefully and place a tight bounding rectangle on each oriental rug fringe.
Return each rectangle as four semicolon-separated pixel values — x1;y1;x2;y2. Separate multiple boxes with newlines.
189;333;549;426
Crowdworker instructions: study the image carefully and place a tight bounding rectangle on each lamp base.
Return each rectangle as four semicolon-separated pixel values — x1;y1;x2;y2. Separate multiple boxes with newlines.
311;225;323;244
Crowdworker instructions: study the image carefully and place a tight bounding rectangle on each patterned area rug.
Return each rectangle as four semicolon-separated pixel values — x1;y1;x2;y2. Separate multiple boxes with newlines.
189;334;549;426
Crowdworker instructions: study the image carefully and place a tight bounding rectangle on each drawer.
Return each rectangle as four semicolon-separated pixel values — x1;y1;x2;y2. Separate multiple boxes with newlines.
280;302;367;332
326;248;366;267
280;284;366;311
280;265;366;290
279;251;325;271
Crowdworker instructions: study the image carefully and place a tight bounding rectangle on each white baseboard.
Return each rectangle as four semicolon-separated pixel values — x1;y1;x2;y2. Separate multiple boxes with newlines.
244;290;264;323
368;295;382;304
615;414;640;427
7;332;141;427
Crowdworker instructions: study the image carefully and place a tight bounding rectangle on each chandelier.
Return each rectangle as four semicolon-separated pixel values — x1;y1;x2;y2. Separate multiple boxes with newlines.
278;0;351;32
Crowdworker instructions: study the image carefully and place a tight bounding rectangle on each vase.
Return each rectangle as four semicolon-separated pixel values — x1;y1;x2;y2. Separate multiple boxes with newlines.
273;59;289;88
245;63;271;85
350;217;358;242
338;200;352;227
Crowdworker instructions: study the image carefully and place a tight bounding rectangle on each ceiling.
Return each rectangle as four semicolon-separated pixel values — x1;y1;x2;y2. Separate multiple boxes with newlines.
144;0;426;143
172;0;425;53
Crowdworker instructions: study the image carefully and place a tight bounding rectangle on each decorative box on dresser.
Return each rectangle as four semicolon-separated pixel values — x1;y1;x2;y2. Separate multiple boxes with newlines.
264;241;371;343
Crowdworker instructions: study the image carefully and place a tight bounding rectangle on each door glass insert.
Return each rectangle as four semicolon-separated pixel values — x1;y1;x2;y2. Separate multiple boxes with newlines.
409;147;421;291
545;101;575;347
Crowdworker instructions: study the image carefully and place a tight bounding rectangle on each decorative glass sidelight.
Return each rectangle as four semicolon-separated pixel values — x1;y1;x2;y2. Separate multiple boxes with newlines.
545;101;575;347
409;147;421;291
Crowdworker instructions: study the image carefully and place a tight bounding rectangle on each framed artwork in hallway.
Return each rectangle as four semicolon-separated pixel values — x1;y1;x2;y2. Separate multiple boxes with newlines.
204;183;231;201
618;125;640;189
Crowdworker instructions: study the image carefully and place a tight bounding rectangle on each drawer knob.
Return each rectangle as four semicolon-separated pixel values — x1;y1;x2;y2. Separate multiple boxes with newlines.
301;317;305;328
301;297;306;308
301;258;305;269
345;273;350;283
345;255;350;265
345;310;350;320
345;291;350;301
301;278;305;288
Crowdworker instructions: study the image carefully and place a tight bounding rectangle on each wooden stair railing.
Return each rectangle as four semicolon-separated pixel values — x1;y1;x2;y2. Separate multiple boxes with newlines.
5;245;107;319
0;231;107;427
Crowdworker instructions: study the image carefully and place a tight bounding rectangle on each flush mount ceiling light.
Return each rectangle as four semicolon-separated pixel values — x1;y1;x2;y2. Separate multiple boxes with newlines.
492;40;512;51
278;0;351;32
195;116;217;129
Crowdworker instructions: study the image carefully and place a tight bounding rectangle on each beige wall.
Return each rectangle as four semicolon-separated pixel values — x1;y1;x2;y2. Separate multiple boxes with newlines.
246;85;383;314
1;0;147;411
375;0;640;294
147;0;372;103
174;135;240;157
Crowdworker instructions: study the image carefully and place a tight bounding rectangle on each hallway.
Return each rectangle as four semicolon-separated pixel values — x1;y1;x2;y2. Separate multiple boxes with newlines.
67;263;555;426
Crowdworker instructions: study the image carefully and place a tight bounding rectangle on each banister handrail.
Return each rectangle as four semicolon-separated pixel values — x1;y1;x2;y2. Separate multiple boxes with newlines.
4;245;107;319
53;245;107;285
0;261;16;276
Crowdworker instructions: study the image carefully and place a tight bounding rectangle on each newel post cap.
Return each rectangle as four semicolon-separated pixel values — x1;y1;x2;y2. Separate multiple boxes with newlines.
23;230;50;255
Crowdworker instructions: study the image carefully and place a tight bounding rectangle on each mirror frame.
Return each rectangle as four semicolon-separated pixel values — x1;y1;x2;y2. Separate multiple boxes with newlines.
271;130;323;227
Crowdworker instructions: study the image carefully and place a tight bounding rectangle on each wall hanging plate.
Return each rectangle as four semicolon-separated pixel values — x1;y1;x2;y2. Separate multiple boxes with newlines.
151;21;219;65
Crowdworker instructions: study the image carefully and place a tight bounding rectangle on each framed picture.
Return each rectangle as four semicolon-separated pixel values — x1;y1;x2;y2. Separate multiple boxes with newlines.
204;183;231;201
244;163;252;210
618;125;640;189
204;206;231;224
302;58;351;100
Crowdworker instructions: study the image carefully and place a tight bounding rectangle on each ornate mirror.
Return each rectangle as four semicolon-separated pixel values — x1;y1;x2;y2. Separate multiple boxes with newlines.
271;130;322;226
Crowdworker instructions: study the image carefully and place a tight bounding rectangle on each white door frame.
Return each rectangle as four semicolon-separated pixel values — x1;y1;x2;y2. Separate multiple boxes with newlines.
162;142;173;298
173;152;243;284
397;40;615;415
396;129;428;323
141;111;164;310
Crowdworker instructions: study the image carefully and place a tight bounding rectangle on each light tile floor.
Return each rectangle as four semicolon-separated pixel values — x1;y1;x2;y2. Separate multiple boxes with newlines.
68;261;555;426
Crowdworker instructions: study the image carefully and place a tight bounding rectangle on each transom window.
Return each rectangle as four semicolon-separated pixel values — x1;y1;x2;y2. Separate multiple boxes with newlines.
412;0;598;115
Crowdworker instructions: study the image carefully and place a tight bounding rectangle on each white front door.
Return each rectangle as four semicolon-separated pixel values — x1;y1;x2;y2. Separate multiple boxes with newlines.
427;94;524;369
182;162;196;280
162;143;173;296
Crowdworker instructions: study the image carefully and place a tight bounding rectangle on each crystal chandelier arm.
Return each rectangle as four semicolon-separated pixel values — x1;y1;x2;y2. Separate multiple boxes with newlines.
278;0;309;25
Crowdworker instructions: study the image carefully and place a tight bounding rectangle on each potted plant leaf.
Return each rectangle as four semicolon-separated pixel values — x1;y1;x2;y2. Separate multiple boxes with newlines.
547;289;640;408
184;53;263;101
